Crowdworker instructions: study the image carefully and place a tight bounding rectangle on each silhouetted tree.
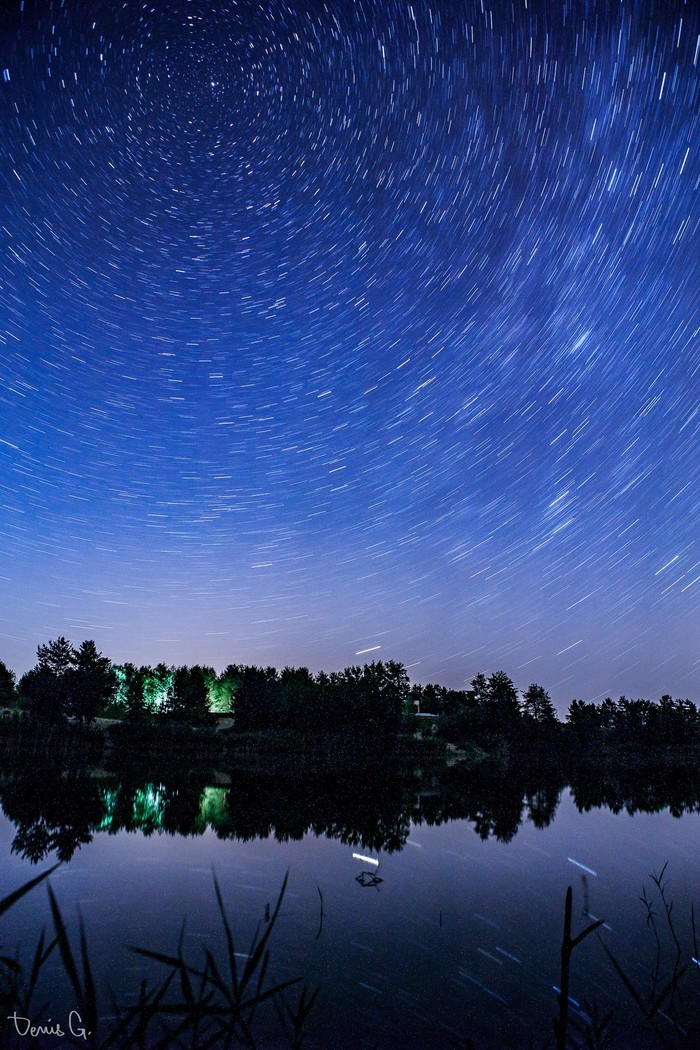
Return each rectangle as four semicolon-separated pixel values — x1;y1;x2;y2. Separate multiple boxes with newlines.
470;672;490;705
312;670;333;730
231;666;279;732
614;697;653;746
0;660;16;706
436;674;493;744
522;683;558;727
655;695;700;746
369;660;410;734
487;671;520;726
17;667;65;723
322;661;409;737
410;682;445;715
19;637;77;722
566;698;599;741
166;665;210;723
599;697;618;731
119;662;147;718
68;640;116;725
37;636;76;676
278;666;317;729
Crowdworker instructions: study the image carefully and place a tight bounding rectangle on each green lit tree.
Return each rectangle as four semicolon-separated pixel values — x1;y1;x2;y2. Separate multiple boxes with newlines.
214;665;242;716
142;663;173;712
203;666;232;714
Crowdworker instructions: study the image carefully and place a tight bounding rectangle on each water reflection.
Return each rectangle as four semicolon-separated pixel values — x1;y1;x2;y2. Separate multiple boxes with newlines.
2;754;700;865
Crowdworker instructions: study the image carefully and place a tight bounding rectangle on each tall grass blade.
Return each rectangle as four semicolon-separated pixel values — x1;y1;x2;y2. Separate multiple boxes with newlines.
79;911;98;1037
46;884;83;1005
100;971;175;1050
45;886;98;1046
0;863;60;918
212;870;239;999
274;982;320;1050
571;918;604;949
201;948;227;1000
129;946;190;970
241;870;289;990
20;928;57;1015
597;937;670;1048
647;965;688;1019
239;975;301;1012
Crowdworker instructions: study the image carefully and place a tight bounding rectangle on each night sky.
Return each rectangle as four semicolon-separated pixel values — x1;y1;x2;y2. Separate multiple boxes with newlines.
1;0;698;708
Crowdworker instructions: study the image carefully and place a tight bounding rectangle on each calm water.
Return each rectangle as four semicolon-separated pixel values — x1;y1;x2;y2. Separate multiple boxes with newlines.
1;769;699;1048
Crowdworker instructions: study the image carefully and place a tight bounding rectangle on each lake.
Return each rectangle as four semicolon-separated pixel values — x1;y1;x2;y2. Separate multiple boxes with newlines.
0;762;698;1048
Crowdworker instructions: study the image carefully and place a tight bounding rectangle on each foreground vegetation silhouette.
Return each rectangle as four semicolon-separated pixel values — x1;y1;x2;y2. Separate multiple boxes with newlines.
1;865;697;1049
0;866;316;1050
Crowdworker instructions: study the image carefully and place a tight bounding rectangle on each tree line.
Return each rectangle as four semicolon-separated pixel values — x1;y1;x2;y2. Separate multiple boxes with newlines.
0;637;410;736
1;636;699;750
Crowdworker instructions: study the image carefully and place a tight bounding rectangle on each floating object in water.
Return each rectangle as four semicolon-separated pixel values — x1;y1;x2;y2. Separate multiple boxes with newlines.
567;857;597;876
495;946;522;964
352;851;382;887
356;871;383;888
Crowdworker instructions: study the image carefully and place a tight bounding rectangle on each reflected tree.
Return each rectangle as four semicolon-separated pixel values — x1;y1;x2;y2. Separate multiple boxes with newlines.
0;769;104;862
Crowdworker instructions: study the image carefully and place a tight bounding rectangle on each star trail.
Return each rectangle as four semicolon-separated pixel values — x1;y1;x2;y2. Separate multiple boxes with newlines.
1;0;698;707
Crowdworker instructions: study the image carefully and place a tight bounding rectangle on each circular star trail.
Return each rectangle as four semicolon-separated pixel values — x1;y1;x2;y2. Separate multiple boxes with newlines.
1;0;698;706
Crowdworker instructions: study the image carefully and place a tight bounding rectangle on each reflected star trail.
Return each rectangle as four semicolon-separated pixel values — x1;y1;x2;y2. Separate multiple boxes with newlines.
1;0;698;706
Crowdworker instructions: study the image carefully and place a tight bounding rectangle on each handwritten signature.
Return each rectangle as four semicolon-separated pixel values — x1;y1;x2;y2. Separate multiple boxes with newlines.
6;1012;90;1040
